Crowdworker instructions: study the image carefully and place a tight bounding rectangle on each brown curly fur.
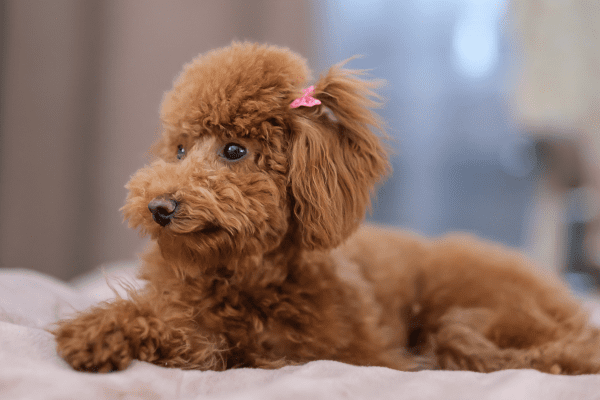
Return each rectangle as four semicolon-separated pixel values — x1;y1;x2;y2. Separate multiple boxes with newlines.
54;42;600;374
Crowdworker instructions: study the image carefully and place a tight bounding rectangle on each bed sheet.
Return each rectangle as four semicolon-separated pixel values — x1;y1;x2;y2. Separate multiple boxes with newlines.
2;264;600;400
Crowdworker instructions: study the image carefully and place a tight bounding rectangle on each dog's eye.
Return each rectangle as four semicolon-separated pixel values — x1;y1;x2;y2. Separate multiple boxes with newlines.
176;145;186;160
221;143;247;161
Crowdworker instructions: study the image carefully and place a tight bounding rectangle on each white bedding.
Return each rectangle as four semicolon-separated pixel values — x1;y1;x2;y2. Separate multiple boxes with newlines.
2;264;600;400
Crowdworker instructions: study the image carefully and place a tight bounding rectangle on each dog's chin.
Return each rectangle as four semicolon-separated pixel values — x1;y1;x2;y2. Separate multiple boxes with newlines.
156;221;237;254
151;218;225;236
155;221;282;266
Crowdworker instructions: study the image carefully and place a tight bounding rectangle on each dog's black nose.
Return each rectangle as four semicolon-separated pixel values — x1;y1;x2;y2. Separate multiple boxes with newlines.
148;197;179;227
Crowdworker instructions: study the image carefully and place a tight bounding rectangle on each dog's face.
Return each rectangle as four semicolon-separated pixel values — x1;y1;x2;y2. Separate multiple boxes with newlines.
122;43;389;265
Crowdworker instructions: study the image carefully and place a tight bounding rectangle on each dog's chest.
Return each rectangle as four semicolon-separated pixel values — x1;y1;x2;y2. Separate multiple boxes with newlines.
196;257;383;364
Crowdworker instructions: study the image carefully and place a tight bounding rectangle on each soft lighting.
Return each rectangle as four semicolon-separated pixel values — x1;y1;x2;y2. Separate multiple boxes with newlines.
452;0;504;79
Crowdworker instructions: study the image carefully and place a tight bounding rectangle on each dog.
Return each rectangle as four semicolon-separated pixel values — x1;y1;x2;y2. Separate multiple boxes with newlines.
54;42;600;374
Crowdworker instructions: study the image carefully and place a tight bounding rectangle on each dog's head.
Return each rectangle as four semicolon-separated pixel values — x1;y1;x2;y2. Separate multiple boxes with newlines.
122;42;389;264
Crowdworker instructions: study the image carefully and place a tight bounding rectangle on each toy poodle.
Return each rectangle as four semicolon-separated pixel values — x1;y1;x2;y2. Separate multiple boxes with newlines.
54;42;600;374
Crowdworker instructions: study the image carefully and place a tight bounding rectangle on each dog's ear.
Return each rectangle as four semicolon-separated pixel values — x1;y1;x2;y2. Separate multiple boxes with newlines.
288;61;390;250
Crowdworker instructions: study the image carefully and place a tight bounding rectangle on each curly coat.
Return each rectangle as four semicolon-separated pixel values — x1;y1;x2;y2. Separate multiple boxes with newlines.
55;42;600;374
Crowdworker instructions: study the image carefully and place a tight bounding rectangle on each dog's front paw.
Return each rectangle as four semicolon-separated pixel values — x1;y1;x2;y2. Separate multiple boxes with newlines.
54;308;137;372
55;299;228;372
54;298;174;372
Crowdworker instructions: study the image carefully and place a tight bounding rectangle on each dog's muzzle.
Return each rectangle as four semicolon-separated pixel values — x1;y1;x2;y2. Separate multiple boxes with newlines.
148;197;179;227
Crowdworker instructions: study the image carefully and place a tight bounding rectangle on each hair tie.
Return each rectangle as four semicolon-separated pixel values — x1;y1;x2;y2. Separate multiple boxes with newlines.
290;86;321;108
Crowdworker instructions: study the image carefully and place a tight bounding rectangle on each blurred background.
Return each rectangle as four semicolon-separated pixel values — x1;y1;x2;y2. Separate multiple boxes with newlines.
1;1;600;293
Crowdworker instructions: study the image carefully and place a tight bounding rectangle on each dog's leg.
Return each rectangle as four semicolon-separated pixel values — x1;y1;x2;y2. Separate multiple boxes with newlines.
54;296;225;372
434;306;600;374
419;234;600;374
345;227;600;373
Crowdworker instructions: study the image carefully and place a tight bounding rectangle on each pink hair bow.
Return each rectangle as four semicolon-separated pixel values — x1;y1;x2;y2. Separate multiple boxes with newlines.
290;85;321;108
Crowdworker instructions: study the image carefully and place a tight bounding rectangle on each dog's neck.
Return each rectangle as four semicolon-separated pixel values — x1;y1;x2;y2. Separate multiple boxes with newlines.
150;226;320;287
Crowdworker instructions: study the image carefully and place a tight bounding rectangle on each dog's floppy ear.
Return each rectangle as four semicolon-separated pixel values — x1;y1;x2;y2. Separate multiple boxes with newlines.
288;61;390;250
